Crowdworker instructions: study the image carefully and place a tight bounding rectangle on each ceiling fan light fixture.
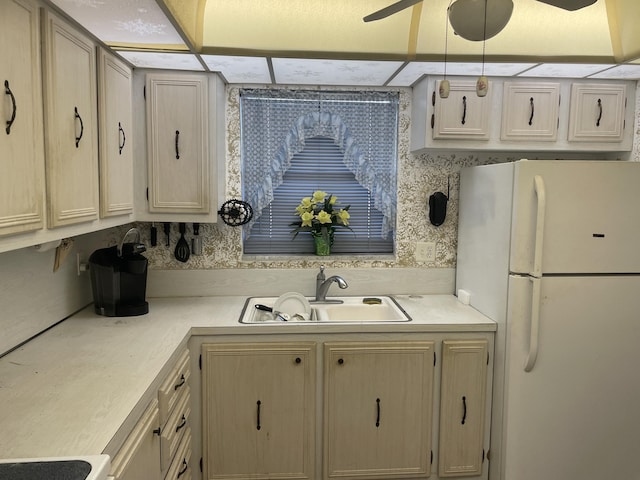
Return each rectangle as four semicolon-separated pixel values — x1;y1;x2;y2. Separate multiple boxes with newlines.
535;0;597;11
449;0;514;41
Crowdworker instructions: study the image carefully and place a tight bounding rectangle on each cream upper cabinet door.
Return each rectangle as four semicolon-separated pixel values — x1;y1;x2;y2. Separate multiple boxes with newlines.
324;342;435;480
433;81;491;140
501;82;560;142
110;399;162;480
568;83;627;143
42;10;99;227
146;73;209;214
0;0;45;236
202;342;316;480
98;48;133;218
438;339;489;478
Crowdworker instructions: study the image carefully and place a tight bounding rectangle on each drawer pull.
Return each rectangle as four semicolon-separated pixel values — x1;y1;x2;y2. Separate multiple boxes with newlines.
118;121;126;154
256;400;261;430
74;107;84;148
177;459;188;478
596;98;602;127
461;395;467;425
376;398;381;427
175;414;187;432
174;374;186;390
528;97;534;126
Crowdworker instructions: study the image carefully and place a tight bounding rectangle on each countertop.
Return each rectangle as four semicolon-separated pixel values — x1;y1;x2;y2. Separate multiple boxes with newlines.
0;294;494;460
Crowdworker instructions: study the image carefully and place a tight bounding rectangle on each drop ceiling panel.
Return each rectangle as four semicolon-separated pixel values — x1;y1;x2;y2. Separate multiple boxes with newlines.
388;62;538;86
589;64;640;79
48;0;186;48
272;58;404;86
201;56;272;83
522;63;616;77
117;51;204;70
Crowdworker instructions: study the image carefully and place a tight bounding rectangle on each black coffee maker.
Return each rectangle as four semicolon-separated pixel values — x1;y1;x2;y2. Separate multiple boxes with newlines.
89;228;149;317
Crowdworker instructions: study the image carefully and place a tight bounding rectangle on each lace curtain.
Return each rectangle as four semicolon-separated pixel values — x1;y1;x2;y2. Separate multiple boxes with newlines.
241;89;398;238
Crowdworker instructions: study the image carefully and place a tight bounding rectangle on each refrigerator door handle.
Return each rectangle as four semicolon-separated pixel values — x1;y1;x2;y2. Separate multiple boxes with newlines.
524;277;542;372
532;175;546;278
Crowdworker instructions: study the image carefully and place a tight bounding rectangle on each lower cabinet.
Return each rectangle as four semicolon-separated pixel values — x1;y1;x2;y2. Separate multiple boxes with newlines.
201;336;493;480
324;342;435;480
201;343;316;480
110;349;192;480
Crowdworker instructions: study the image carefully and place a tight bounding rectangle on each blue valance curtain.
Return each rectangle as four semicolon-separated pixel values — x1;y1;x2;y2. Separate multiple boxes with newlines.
241;89;398;239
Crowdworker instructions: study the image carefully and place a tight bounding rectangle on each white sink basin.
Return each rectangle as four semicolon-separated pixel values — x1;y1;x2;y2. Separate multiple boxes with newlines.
240;296;411;323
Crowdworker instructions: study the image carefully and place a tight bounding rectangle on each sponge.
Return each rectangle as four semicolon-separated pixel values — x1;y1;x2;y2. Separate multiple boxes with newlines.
362;297;382;305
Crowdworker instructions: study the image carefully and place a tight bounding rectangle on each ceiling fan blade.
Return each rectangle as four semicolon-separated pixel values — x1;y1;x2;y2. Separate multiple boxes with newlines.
363;0;423;22
536;0;597;11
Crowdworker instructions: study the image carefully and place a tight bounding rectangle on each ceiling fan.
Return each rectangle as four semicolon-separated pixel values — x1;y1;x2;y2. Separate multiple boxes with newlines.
364;0;598;40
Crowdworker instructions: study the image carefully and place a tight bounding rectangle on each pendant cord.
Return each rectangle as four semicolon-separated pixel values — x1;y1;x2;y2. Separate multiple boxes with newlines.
444;0;453;79
481;0;488;76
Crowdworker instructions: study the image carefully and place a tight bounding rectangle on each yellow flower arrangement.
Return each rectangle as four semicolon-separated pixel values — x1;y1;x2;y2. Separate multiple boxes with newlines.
290;191;351;243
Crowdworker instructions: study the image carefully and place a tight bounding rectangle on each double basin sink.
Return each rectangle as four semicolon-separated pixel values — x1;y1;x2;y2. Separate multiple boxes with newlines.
240;296;411;324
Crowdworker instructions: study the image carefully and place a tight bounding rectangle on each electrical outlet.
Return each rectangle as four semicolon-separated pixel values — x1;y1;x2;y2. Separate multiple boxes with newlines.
76;253;89;276
415;242;436;262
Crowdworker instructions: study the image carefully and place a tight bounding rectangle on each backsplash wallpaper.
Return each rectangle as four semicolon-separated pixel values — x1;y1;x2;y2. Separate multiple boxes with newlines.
120;82;639;271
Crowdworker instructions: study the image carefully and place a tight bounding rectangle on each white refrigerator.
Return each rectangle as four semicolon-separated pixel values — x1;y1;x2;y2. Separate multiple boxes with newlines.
456;159;640;480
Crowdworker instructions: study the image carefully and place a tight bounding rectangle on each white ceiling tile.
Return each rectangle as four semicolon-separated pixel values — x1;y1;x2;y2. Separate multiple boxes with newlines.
272;58;403;86
117;51;204;71
201;56;271;83
588;64;640;79
48;0;185;46
519;63;616;78
388;62;537;86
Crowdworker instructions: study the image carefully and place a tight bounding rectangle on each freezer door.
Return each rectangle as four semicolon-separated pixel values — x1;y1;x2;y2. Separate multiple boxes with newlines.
495;274;640;480
510;160;640;274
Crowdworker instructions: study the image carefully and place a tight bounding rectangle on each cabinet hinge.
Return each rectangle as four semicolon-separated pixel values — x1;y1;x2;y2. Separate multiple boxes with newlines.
146;187;149;201
433;351;436;367
143;85;146;100
482;449;485;463
487;351;490;365
199;354;202;370
430;450;433;464
200;457;203;472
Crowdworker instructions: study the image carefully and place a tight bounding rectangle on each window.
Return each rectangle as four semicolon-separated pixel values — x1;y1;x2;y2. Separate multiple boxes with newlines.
241;89;398;255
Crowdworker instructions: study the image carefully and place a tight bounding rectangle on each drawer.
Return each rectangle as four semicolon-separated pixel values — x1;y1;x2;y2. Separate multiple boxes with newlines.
159;349;190;426
165;426;192;480
161;386;191;471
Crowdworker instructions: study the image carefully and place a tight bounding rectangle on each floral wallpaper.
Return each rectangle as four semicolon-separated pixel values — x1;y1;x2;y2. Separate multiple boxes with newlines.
120;82;639;271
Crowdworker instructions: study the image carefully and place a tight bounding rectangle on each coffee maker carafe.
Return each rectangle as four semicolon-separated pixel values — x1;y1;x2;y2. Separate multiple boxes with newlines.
89;228;149;317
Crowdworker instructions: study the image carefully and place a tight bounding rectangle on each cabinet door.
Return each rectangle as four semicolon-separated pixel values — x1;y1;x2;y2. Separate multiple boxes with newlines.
98;48;133;217
42;10;99;227
433;81;490;140
202;343;316;480
568;83;627;142
324;342;435;480
0;0;45;236
438;340;489;477
146;74;209;214
501;82;560;142
110;399;162;480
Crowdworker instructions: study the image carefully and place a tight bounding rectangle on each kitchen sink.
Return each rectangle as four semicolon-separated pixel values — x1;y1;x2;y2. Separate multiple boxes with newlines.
0;455;110;480
239;296;411;324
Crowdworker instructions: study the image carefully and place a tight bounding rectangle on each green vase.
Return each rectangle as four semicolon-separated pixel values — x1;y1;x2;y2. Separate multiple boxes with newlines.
312;229;333;256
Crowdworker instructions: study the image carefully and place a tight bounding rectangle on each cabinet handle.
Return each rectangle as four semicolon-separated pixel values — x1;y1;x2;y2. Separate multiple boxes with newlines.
153;427;161;436
596;98;602;127
174;373;186;390
4;80;16;135
118;121;126;154
175;414;187;432
528;97;534;126
376;398;381;427
256;400;261;430
74;107;84;148
177;459;188;478
175;130;180;159
461;396;467;425
461;96;467;125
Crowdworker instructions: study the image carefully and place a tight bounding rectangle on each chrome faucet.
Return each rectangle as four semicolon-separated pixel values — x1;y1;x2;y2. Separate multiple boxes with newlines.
314;265;348;303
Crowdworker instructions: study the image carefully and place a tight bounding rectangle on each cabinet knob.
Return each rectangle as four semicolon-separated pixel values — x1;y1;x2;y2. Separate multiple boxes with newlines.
337;358;344;365
295;357;301;364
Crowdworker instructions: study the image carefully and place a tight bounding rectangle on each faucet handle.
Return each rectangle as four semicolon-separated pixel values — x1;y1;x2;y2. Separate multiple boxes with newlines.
317;265;325;280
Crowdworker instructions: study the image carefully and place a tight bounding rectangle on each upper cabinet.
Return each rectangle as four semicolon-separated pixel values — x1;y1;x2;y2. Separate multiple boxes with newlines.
432;81;491;141
568;83;628;143
0;0;45;237
42;9;99;227
500;82;560;142
411;76;636;154
144;73;218;222
97;48;134;218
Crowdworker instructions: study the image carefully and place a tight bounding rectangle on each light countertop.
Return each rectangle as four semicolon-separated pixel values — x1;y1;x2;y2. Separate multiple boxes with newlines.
0;294;494;460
